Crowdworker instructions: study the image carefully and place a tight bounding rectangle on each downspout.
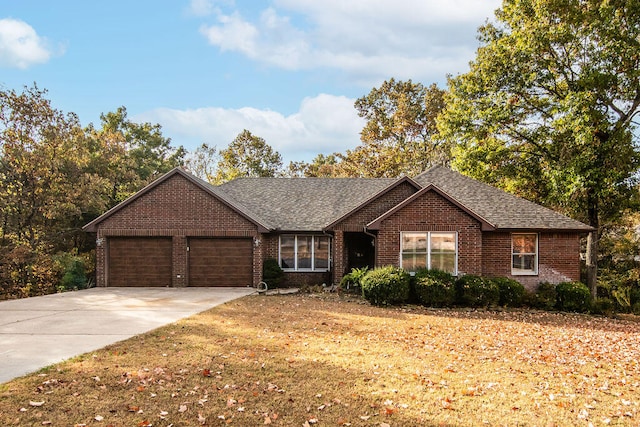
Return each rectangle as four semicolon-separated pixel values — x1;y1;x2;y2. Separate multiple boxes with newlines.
322;230;335;286
363;226;377;268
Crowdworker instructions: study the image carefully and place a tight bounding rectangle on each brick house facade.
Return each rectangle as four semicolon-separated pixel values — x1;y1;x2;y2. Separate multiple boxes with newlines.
84;166;592;290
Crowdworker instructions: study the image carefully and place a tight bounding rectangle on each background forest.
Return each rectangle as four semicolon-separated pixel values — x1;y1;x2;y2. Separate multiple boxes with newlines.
1;0;639;306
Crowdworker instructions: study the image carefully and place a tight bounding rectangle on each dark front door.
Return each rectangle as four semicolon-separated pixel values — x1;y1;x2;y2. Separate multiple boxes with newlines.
345;232;375;272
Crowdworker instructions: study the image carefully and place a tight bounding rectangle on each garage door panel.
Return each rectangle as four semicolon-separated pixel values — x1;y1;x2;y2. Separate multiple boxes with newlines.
108;238;172;287
188;238;252;287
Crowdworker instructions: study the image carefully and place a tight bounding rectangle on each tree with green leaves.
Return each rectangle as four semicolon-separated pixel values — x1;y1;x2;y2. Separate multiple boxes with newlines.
215;130;283;182
98;107;185;184
0;85;90;250
0;85;98;296
340;79;447;177
438;0;640;295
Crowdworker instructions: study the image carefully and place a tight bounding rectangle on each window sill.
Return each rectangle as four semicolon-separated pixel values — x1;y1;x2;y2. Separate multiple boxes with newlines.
511;271;538;276
282;269;330;273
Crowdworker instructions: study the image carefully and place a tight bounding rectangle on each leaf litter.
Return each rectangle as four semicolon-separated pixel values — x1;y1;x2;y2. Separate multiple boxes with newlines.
0;294;639;426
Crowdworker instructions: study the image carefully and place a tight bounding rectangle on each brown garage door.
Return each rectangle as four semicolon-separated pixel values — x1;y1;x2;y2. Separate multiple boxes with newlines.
188;238;253;287
108;237;172;287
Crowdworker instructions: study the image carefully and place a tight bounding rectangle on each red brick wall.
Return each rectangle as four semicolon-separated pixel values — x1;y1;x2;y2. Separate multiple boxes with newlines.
95;174;259;287
375;190;483;275
482;232;581;291
334;182;418;232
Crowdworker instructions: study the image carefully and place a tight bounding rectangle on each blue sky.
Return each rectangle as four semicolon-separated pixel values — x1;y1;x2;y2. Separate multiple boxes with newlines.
1;0;501;162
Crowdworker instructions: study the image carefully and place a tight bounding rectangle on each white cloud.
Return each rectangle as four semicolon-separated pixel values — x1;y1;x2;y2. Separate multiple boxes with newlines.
0;18;52;69
135;94;365;162
200;8;308;70
197;0;501;84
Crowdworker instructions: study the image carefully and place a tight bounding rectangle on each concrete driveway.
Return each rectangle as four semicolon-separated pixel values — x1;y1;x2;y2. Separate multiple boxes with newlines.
0;287;256;384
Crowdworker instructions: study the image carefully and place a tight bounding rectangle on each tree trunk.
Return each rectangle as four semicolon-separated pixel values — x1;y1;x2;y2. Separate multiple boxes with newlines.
586;230;598;298
586;200;599;298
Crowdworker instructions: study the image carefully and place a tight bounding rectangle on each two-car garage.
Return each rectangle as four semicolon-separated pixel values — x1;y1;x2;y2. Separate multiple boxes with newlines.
107;237;253;287
84;169;266;288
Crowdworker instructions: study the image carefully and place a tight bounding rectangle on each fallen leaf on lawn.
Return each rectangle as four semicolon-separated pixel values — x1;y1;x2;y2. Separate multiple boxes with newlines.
198;412;206;424
385;407;396;415
202;369;211;377
264;416;272;424
441;397;454;410
95;415;104;421
29;401;45;407
179;404;188;413
360;415;371;420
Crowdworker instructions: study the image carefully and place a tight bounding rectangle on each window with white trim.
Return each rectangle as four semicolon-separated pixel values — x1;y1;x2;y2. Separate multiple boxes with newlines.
279;235;331;271
400;232;457;274
511;233;538;275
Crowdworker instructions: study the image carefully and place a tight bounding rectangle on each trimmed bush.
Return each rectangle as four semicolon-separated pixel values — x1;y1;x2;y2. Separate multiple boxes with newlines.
263;258;285;288
533;282;557;310
556;281;592;313
361;266;410;306
413;269;456;307
455;274;499;308
491;277;526;307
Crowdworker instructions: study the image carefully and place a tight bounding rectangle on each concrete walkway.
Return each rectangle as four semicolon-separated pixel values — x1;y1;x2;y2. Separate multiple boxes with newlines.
0;287;256;384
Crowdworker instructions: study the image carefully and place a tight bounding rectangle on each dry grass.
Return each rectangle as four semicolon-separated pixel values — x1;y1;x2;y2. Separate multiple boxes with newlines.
1;293;639;426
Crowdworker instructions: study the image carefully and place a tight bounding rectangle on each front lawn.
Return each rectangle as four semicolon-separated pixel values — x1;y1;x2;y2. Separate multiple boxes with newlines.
1;294;639;426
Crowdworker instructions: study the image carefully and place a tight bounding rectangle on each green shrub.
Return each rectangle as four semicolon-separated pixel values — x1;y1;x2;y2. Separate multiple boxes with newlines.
53;252;87;292
413;269;456;307
340;267;369;292
361;266;410;306
555;281;592;313
455;275;499;308
263;258;285;288
491;277;526;307
632;302;640;316
533;282;557;310
591;298;616;316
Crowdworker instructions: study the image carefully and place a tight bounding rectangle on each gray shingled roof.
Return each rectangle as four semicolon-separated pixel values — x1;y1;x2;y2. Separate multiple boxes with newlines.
413;166;593;231
218;177;398;231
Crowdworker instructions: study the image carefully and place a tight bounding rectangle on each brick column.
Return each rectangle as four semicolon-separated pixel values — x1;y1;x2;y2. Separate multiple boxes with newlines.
95;232;106;287
173;235;187;287
253;235;263;287
333;231;344;285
